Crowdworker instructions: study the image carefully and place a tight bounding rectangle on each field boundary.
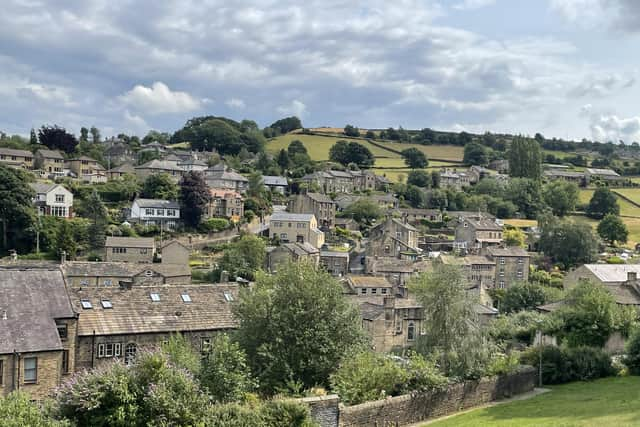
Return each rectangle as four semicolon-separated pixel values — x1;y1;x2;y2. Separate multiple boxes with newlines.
612;189;640;210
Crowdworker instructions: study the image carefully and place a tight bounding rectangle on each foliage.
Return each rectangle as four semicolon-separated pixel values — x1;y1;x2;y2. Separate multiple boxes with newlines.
180;171;211;228
485;352;521;377
501;282;547;313
0;392;66;427
463;142;489;166
520;345;613;385
55;220;77;260
586;187;620;219
623;328;640;375
234;261;366;393
219;234;266;281
85;190;108;250
597;213;628;245
401;147;429;168
200;217;231;233
269;116;302;134
543;181;579;217
407;170;431;188
508;136;542;180
410;264;492;379
287;140;308;156
160;334;202;377
328;140;375;168
259;400;318;427
343;199;382;224
38;125;78;153
0;164;35;252
504;178;544;219
503;228;526;248
538;216;598;268
488;311;547;345
171;116;265;155
201;334;257;403
344;124;360;137
142;173;179;200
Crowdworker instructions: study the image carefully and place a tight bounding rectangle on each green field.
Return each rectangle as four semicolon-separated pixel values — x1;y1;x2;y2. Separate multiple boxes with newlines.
428;376;640;427
374;141;464;162
579;189;640;218
613;188;640;205
266;134;396;159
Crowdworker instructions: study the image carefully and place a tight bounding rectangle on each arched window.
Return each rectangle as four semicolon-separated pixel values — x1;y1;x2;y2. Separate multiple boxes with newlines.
124;343;137;365
407;322;415;341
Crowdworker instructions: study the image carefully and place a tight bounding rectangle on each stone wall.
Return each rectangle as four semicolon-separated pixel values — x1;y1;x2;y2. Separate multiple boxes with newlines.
338;366;536;427
300;395;340;427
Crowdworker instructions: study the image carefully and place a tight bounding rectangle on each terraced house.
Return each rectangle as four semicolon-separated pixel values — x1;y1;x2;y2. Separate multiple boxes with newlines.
269;212;325;248
0;147;33;169
68;155;107;183
105;237;156;263
34;149;65;178
288;192;336;228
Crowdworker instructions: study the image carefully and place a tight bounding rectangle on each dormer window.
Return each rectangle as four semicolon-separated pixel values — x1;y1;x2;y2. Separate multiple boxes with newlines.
144;270;153;277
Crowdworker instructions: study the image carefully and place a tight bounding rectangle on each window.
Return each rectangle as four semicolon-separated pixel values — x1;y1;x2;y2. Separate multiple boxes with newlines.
499;281;505;289
360;288;367;294
500;257;505;265
517;270;523;277
62;350;69;374
407;322;416;341
201;338;212;353
297;223;306;228
518;257;524;264
167;209;176;216
156;209;164;216
24;357;37;383
223;292;234;302
371;288;377;294
52;206;67;217
145;208;154;215
124;343;137;365
150;293;160;302
101;300;113;309
144;270;153;277
81;299;92;309
288;222;292;228
280;233;288;240
57;324;68;340
112;247;126;254
80;279;89;286
181;294;192;303
381;288;388;295
55;194;65;203
98;343;121;358
140;248;148;254
104;279;112;286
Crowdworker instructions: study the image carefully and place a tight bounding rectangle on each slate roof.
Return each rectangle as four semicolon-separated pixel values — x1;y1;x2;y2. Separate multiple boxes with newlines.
110;163;135;173
271;212;315;222
62;262;190;279
463;218;502;231
36;149;64;159
474;303;499;315
305;192;334;203
30;182;58;194
133;198;180;209
485;247;530;257
262;175;288;186
71;283;239;336
283;242;320;256
586;168;620;177
105;237;155;249
0;148;32;157
135;159;183;171
0;269;75;354
577;264;640;283
359;302;384;321
320;251;350;258
347;275;393;288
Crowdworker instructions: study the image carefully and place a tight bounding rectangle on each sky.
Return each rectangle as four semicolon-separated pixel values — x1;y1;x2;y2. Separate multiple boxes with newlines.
1;0;640;142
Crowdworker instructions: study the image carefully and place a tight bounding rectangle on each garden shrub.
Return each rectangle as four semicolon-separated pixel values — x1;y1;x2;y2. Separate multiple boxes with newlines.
520;345;613;384
624;328;640;375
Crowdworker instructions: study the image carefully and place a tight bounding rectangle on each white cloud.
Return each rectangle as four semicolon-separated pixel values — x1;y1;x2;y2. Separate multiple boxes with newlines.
453;0;496;11
123;110;150;135
590;113;640;143
277;99;307;118
120;82;201;114
225;98;246;109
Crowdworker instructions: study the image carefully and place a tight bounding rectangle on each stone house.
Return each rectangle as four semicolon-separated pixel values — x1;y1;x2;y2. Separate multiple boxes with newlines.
397;208;443;224
208;189;244;220
130;198;181;229
584;168;624;185
439;169;473;190
543;169;585;184
346;275;395;298
483;247;530;289
70;283;239;370
34;149;65;178
107;163;136;180
335;217;359;231
266;242;320;273
68;156;107;183
564;264;640;292
454;218;503;252
488;159;509;174
270;212;325;248
62;262;191;288
0;147;33;169
204;163;248;192
178;158;208;172
365;258;431;288
334;194;399;212
161;240;190;265
105;237;155;263
134;159;184;181
288;192;336;229
104;141;135;165
438;254;496;304
367;217;420;259
30;183;74;218
262;175;288;194
320;251;350;276
299;169;377;193
0;268;77;399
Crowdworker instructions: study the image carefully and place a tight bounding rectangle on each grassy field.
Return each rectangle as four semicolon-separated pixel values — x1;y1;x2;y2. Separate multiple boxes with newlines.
374;141;464;162
428;376;640;427
503;219;537;228
266;134;395;159
578;189;640;218
613;188;640;205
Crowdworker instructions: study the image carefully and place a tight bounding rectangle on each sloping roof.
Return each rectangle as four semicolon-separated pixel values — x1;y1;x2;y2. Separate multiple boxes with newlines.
544;170;584;178
0;268;75;354
30;182;56;194
537;300;566;313
271;212;315;222
305;192;334;203
71;155;97;162
474;303;499;315
485;247;529;257
161;239;190;250
105;237;155;249
609;285;640;306
283;242;320;256
328;170;354;178
71;284;239;336
464;218;502;231
210;189;242;199
359;302;384;321
133;198;180;209
391;217;418;232
135;159;183;171
205;165;248;182
578;264;640;283
62;262;190;279
110;163;135;173
347;275;393;288
36;149;64;159
586;168;620;177
0;148;32;157
262;175;288;186
178;159;207;166
320;251;350;258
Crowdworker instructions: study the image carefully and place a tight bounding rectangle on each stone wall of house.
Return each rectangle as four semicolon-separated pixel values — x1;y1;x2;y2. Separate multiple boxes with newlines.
338;366;536;427
1;351;63;399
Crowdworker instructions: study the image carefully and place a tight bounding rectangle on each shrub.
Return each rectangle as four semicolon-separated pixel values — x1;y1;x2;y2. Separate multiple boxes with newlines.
624;328;640;375
606;256;625;264
207;403;263;427
200;217;231;233
485;352;521;377
520;345;613;384
260;400;317;427
0;392;66;427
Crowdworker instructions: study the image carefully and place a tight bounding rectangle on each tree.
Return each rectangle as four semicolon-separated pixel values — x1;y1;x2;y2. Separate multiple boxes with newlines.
90;126;101;144
142;130;171;145
505;178;544;219
180;171;211;228
344;199;382;224
141;174;179;200
85;190;108;251
234;261;366;392
247;172;266;199
401;148;428;169
329;141;375;168
287;140;308;156
624;328;640;375
55;220;77;260
463;142;489;166
409;264;492;378
501;282;547;313
200;334;256;403
0;165;35;251
0;392;63;427
171;116;265;155
407;170;431;188
269;116;302;134
344;124;360;137
597;214;628;245
219;234;267;281
538;216;598;268
276;148;290;172
38;125;78;153
508;137;542;180
29;128;38;145
587;187;620;219
503;228;526;248
543;181;579;217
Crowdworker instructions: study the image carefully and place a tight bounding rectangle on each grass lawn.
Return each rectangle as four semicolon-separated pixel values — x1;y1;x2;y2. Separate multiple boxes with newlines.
578;189;640;218
428;376;640;427
374;141;464;162
503;219;537;228
266;134;396;159
613;188;640;205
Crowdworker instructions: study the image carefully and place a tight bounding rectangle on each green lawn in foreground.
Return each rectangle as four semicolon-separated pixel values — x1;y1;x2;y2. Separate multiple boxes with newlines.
428;376;640;427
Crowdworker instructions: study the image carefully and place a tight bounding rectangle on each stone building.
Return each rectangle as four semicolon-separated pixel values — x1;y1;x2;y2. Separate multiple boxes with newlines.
262;175;288;194
107;163;135;180
208;189;244;220
483;247;530;289
288;192;336;229
34;149;65;178
0;268;77;399
397;208;443;224
134;159;184;181
299;169;377;193
454;218;503;252
266;242;320;273
367;217;420;259
62;262;191;288
438;254;496;304
68;155;107;183
203;163;248;192
105;237;156;263
161;240;190;265
320;250;350;276
269;212;325;248
0;147;33;169
69;283;239;370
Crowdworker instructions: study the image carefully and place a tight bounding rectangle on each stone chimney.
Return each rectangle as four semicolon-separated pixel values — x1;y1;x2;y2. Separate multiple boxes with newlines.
628;271;637;283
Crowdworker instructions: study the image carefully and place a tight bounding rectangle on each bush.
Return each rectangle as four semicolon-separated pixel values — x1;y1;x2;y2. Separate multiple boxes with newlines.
260;400;317;427
489;311;546;346
200;217;231;233
205;400;317;427
624;328;640;375
207;403;263;427
485;352;521;377
520;345;613;385
606;256;625;264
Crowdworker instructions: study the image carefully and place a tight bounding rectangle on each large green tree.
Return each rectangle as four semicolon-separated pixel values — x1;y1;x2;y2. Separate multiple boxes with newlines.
0;392;63;427
329;141;375;168
55;220;77;260
505;178;544;219
344;199;382;224
37;125;78;154
597;213;628;245
543;180;579;217
234;261;366;392
0;165;35;252
219;234;267;281
85;190;108;251
141;173;179;200
501;282;547;313
538;216;598;268
401;148;428;169
180;171;211;228
508;137;542;180
171;116;265;155
463;142;489;166
586;187;620;219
